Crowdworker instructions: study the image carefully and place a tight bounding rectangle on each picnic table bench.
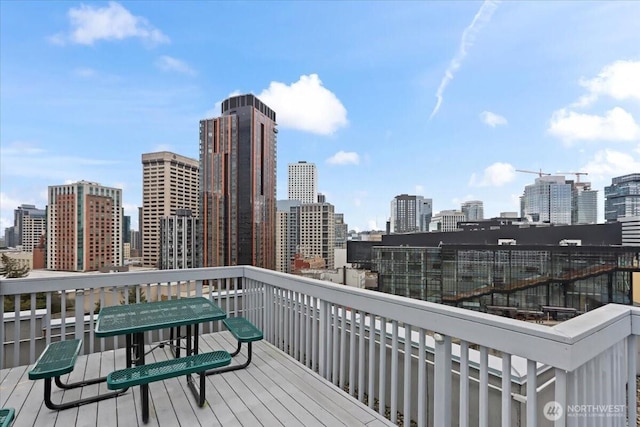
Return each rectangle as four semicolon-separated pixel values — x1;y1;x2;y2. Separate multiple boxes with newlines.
0;408;15;427
107;350;231;407
207;316;263;375
28;339;126;410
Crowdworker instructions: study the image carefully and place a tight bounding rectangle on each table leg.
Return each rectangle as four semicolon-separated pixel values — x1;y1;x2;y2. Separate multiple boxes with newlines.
133;331;150;424
186;324;192;356
172;326;181;358
126;334;132;368
194;323;199;355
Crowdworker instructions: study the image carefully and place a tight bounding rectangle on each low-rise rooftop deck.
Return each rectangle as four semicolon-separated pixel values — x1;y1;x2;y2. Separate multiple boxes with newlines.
1;330;393;426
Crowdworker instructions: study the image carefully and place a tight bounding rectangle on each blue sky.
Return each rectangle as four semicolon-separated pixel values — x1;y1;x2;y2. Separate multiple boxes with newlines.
1;1;639;233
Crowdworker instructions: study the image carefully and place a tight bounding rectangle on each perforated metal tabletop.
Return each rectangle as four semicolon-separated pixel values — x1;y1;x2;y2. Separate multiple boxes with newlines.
95;297;226;338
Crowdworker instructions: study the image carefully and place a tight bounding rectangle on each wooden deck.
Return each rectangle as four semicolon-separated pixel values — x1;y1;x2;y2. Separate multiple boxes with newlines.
0;331;394;427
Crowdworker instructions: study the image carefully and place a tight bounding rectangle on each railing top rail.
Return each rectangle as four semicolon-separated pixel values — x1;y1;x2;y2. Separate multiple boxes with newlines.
0;266;245;295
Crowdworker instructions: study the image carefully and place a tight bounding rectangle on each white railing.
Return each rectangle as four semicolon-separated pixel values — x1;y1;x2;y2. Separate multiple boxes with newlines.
1;266;637;427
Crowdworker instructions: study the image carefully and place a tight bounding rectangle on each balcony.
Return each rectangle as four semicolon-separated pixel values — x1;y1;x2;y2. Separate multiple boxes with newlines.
1;266;639;426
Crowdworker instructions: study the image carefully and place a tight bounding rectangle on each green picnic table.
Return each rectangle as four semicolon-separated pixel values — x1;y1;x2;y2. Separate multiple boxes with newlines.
95;297;228;423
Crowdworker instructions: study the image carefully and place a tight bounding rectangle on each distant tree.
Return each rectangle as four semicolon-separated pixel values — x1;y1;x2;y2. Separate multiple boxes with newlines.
0;253;30;278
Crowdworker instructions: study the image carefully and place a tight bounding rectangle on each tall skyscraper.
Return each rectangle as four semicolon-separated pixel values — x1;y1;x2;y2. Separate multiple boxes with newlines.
461;200;484;221
276;200;301;273
288;161;317;204
390;194;432;233
141;151;199;268
605;173;640;222
200;94;277;269
46;180;122;272
521;176;572;224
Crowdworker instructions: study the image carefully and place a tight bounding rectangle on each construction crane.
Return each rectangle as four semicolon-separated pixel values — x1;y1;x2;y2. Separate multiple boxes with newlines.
557;171;589;183
515;169;551;177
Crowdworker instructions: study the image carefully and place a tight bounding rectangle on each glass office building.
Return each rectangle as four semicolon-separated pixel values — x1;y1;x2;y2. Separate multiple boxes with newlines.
605;173;640;222
373;245;639;313
521;176;572;224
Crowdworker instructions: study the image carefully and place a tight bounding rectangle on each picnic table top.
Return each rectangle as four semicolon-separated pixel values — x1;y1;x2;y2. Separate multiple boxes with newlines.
95;297;226;337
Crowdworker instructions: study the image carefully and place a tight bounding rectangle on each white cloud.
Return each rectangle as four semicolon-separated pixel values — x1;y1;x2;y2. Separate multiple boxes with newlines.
582;149;640;179
1;143;119;181
0;141;46;155
74;67;97;78
429;0;499;119
575;60;640;107
469;162;515;187
257;74;348;135
548;107;640;143
480;111;507;127
50;2;169;46
415;185;424;195
327;151;360;166
155;56;195;75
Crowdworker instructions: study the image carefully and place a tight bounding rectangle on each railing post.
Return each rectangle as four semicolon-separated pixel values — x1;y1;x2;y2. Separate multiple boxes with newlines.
554;368;566;427
359;311;366;401
319;300;328;378
378;316;387;417
75;289;85;353
501;353;512;427
403;324;412;425
390;320;398;424
195;279;203;297
479;346;488;427
264;284;272;343
459;341;469;427
418;329;426;427
368;312;376;410
628;335;637;425
527;359;538;427
434;333;452;427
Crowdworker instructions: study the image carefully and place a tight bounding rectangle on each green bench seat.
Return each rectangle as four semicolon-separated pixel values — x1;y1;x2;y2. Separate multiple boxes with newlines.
0;408;15;427
108;350;231;421
224;317;264;343
207;317;263;376
28;339;126;410
106;350;231;389
28;339;82;381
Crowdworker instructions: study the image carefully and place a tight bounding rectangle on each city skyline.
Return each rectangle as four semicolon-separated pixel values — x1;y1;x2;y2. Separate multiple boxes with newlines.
1;1;639;232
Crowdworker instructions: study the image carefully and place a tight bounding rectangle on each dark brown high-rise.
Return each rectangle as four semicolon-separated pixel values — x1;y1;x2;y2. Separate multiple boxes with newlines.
199;94;277;269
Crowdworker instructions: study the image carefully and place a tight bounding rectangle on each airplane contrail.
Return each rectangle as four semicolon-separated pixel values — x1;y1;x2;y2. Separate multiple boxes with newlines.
429;0;500;120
